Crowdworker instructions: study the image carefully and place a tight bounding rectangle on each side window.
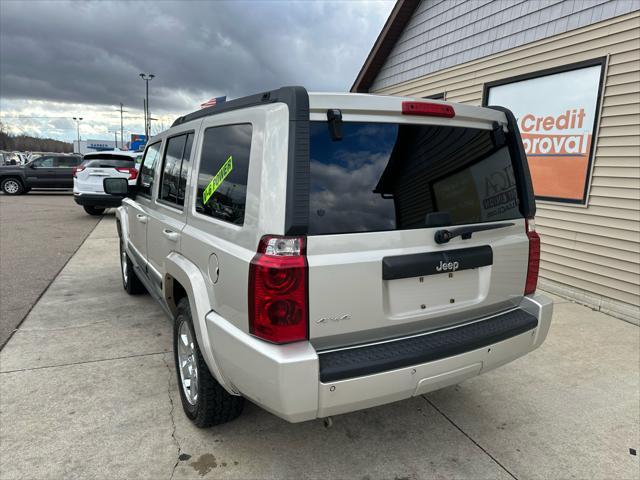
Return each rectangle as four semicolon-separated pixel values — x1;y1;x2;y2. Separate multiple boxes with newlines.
196;124;252;225
55;156;80;167
139;142;162;197
160;135;186;205
33;157;54;168
159;132;193;207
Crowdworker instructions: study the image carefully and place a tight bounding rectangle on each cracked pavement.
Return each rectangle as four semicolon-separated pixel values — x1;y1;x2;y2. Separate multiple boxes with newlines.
1;215;638;479
164;353;184;480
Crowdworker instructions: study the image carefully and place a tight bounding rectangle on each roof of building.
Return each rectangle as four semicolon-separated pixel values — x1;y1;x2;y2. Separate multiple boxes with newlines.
351;0;639;93
350;0;420;93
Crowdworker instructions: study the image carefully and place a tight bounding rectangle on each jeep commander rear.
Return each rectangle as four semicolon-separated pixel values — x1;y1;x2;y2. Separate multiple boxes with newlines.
108;87;553;426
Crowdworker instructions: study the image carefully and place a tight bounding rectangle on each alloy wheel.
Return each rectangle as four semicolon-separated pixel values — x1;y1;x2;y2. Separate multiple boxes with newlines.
3;180;20;194
177;320;199;405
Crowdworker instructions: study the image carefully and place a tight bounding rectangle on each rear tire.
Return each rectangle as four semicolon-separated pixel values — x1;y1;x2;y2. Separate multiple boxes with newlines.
1;178;24;195
83;205;106;216
120;240;146;294
174;298;244;427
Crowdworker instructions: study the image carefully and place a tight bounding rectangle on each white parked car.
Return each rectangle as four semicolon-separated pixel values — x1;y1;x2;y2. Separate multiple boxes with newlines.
73;150;141;215
105;87;553;427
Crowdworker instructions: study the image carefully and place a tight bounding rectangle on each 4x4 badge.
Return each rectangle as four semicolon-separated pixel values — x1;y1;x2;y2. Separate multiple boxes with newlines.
316;314;351;324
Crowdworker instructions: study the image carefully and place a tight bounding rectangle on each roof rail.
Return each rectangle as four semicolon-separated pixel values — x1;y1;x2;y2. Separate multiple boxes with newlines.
171;85;309;127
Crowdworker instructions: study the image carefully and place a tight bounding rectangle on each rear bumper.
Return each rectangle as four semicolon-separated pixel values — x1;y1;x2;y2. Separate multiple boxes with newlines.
206;293;553;423
73;192;122;207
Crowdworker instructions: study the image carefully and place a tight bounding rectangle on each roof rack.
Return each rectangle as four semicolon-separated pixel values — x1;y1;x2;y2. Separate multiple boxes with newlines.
171;86;309;127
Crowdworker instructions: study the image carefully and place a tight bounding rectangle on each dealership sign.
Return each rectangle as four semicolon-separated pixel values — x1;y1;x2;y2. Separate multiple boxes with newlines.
485;59;605;204
130;134;147;151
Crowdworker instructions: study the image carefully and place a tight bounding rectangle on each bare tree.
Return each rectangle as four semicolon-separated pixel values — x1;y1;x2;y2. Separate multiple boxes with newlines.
151;119;169;136
0;122;16;150
0;124;72;152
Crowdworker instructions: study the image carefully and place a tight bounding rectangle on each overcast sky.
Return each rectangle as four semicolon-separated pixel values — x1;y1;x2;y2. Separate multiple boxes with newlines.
0;0;393;144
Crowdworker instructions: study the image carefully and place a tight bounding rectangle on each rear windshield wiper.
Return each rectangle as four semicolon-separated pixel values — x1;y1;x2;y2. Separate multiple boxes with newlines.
435;222;515;244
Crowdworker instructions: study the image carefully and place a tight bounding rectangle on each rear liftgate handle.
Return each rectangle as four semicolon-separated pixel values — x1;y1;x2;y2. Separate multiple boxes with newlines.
163;229;180;242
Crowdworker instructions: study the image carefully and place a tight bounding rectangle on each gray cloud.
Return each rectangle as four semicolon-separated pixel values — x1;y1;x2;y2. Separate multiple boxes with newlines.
0;0;392;116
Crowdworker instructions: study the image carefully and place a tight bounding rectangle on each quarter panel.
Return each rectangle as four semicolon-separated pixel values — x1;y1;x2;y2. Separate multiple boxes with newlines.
164;252;234;393
181;103;290;334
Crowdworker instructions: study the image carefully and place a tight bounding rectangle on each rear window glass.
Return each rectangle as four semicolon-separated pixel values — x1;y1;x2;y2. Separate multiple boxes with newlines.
82;154;134;162
309;122;521;235
81;159;135;168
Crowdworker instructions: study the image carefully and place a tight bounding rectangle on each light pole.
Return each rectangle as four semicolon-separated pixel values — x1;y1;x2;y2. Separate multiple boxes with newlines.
120;103;125;148
72;117;83;153
139;73;155;139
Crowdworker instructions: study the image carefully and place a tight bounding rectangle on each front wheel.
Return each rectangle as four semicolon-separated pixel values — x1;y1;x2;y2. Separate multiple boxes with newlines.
83;205;105;216
1;178;24;195
174;298;244;427
119;240;146;294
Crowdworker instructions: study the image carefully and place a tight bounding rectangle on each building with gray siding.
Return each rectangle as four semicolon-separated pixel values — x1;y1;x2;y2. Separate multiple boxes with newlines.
354;0;640;323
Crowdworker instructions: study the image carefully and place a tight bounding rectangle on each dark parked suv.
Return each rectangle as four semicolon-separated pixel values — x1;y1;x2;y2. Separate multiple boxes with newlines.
0;154;82;194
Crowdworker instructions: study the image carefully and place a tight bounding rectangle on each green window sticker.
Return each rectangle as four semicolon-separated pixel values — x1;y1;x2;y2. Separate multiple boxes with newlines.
202;155;233;205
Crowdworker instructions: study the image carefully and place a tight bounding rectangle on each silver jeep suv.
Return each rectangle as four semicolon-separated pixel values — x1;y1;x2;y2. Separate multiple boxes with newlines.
106;87;553;427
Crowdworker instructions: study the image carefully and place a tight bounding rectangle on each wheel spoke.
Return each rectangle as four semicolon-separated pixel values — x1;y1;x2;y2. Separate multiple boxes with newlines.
184;378;192;400
121;251;128;283
176;320;199;406
180;359;190;379
191;368;198;401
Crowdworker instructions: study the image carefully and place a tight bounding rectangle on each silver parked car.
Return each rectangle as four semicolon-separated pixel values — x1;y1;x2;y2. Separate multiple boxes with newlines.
105;87;553;427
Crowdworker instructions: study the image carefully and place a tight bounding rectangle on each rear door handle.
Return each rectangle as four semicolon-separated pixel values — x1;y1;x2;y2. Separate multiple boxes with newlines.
163;229;179;242
136;214;147;224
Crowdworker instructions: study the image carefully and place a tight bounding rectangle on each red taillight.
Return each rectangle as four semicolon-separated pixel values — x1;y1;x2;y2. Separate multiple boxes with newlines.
116;167;138;180
525;218;540;295
72;166;85;178
402;101;455;118
249;236;308;344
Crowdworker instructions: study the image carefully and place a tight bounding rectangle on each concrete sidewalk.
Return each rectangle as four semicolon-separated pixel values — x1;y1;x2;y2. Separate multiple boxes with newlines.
0;193;101;347
1;216;638;480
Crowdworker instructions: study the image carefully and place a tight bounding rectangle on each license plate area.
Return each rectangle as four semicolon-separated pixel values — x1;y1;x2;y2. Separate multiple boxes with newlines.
84;170;111;191
382;246;492;318
88;170;108;180
384;269;484;317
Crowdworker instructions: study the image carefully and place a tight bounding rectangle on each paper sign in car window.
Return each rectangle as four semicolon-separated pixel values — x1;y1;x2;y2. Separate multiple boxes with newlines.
203;155;233;205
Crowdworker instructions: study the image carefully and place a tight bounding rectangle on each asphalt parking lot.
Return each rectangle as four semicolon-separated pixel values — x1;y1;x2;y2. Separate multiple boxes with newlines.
0;192;101;347
0;216;638;480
